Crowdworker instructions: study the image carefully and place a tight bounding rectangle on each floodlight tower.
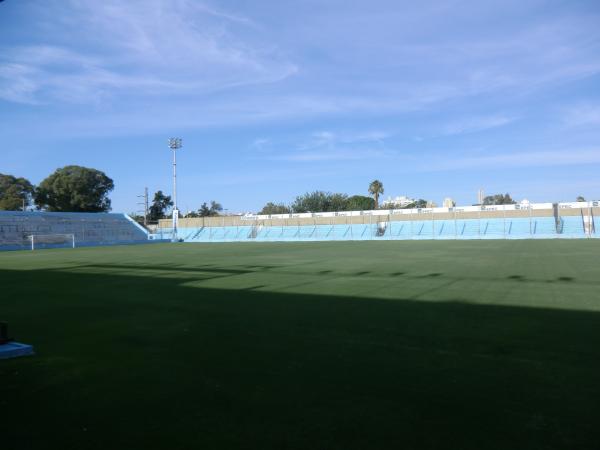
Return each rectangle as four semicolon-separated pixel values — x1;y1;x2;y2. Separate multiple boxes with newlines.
169;138;182;240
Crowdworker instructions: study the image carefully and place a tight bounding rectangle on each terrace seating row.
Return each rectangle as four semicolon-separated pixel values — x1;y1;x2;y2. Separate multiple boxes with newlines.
0;211;149;250
168;216;594;242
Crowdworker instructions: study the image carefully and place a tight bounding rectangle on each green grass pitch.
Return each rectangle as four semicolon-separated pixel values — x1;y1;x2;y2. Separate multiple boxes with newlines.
1;240;600;449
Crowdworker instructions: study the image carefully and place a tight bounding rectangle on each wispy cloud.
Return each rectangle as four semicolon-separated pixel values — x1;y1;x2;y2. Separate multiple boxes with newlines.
3;1;598;121
0;63;40;104
0;1;296;104
2;0;600;213
301;130;391;148
563;104;600;127
442;115;517;136
424;149;600;172
251;138;271;150
274;148;388;162
252;129;393;162
198;167;338;186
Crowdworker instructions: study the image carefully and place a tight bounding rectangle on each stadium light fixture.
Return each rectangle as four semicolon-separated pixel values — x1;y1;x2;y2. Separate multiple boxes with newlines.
169;138;182;241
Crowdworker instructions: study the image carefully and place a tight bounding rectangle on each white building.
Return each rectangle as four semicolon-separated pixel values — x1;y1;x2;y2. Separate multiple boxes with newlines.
443;197;455;208
477;189;485;205
381;195;415;208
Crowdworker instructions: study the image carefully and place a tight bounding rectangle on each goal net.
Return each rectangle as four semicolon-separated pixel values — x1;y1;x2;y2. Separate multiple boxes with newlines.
27;234;76;250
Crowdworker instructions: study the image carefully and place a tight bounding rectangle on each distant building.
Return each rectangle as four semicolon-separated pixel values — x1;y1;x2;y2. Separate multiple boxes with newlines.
443;197;455;208
520;199;530;206
381;195;414;208
427;201;438;208
477;189;485;205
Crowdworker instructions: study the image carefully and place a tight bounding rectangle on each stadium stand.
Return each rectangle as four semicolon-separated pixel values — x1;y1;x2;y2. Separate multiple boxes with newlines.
0;211;152;251
155;202;598;243
2;202;596;250
158;217;591;243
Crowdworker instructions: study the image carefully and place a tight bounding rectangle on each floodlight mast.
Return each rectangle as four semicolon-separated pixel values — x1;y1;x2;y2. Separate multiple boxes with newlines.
169;138;182;241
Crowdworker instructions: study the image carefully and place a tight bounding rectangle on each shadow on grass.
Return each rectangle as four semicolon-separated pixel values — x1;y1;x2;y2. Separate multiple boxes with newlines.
64;263;590;287
354;271;371;276
80;263;253;276
557;276;575;282
2;267;599;450
507;275;525;281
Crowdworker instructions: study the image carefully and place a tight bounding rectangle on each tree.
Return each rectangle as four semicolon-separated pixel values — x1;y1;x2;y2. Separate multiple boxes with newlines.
482;193;516;205
403;199;428;209
210;201;223;215
329;193;349;212
345;195;375;211
259;202;291;215
576;196;586;202
148;190;173;221
198;203;211;217
198;201;223;217
368;180;384;209
0;173;34;210
291;191;349;213
35;166;114;212
128;212;145;224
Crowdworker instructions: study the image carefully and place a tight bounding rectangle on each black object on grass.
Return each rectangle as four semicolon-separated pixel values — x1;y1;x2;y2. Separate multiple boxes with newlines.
0;322;13;345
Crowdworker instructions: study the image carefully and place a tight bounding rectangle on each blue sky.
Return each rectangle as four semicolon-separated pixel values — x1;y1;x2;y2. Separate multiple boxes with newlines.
1;0;600;213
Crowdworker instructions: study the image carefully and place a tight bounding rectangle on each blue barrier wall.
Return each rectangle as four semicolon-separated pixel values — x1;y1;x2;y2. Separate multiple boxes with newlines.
4;212;592;249
160;215;595;243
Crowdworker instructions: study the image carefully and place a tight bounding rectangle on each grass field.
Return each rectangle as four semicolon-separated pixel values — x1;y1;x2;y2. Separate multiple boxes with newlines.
1;240;600;450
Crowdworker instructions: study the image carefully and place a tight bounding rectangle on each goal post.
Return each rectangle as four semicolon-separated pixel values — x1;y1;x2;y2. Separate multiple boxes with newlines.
27;234;76;251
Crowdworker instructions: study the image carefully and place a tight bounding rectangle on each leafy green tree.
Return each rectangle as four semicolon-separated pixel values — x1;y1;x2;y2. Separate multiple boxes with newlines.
198;203;211;217
259;202;291;215
483;193;516;205
0;173;34;210
35;166;114;212
292;191;327;213
329;193;349;212
368;180;384;209
210;201;223;215
576;195;586;202
128;212;145;224
148;190;173;221
198;201;223;217
345;195;375;211
291;191;349;213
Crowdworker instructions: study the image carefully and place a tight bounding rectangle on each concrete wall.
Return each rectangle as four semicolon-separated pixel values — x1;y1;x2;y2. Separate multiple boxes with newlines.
158;203;599;229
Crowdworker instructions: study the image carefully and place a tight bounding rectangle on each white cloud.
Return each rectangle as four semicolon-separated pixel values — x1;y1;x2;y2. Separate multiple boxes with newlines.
0;63;41;104
2;0;599;136
0;1;297;104
563;105;600;127
254;129;393;162
442;115;517;136
274;148;388;162
251;138;270;149
425;149;600;171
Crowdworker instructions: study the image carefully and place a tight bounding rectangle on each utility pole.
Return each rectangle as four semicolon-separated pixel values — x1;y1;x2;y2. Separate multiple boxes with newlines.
168;138;182;241
144;187;149;226
137;187;149;226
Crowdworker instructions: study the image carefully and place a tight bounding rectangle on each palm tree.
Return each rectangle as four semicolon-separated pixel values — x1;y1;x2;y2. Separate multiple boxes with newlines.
368;180;384;209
